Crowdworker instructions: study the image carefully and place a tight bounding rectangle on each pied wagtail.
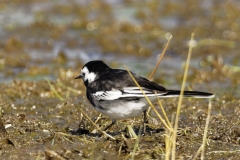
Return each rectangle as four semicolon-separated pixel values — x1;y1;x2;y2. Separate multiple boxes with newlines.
75;60;214;131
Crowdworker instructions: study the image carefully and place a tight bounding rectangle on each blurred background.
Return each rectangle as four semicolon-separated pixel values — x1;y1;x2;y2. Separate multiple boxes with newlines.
0;0;239;97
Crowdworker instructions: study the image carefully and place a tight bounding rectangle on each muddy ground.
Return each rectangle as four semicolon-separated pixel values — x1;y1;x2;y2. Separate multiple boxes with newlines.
0;0;240;159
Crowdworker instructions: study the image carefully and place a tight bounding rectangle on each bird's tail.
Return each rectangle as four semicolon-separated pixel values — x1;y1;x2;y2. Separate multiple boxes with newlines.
164;90;214;98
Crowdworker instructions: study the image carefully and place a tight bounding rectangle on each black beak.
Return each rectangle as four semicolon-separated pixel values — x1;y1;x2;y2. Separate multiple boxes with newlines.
74;75;82;79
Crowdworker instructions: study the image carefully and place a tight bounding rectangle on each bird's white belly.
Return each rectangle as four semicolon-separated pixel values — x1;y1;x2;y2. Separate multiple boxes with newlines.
102;100;149;120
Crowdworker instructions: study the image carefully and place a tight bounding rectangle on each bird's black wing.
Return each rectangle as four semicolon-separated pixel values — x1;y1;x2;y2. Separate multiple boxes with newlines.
87;69;167;101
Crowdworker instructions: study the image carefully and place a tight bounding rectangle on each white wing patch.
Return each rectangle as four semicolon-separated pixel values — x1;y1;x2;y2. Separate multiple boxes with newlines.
92;87;166;101
123;87;152;94
93;90;122;100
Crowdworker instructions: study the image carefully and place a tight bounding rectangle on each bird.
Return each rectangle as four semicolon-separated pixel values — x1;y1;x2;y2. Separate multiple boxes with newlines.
75;60;214;131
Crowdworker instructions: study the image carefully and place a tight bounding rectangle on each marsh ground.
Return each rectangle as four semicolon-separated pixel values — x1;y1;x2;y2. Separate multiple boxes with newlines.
0;0;240;159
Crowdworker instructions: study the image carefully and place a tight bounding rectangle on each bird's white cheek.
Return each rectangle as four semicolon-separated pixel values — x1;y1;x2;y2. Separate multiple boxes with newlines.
87;72;96;83
84;76;88;81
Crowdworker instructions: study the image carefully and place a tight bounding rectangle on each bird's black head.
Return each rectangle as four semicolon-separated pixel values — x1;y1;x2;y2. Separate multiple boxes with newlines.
75;60;111;86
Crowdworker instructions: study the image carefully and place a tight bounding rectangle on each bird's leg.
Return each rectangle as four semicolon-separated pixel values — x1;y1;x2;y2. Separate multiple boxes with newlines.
143;110;148;133
103;120;116;131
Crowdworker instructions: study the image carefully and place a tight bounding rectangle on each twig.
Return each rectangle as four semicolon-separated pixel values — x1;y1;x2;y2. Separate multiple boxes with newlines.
156;93;173;129
131;125;142;160
192;144;203;160
147;36;172;126
164;132;173;160
207;150;240;154
201;101;212;160
75;105;116;140
45;149;66;160
124;66;172;132
171;33;195;160
127;125;138;139
149;35;172;80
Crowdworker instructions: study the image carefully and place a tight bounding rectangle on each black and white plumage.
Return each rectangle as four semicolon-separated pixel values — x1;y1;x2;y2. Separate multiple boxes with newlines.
75;60;214;129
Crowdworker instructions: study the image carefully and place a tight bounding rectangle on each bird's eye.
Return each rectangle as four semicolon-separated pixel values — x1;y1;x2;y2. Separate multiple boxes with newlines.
82;73;85;77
